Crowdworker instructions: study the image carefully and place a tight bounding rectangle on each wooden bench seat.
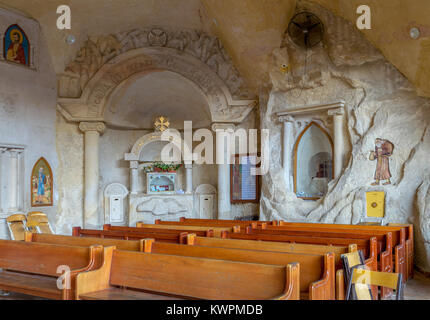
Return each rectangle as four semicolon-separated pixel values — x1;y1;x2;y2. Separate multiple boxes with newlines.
73;227;188;244
80;288;181;300
76;247;299;300
141;239;334;300
0;239;103;300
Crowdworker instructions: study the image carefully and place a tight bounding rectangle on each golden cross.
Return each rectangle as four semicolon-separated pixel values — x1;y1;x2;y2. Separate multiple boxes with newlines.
155;116;170;132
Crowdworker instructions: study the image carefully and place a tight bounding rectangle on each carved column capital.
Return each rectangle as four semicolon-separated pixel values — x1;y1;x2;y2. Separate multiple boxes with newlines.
211;123;236;133
8;149;23;158
328;108;345;117
130;161;139;169
79;122;106;134
278;115;295;123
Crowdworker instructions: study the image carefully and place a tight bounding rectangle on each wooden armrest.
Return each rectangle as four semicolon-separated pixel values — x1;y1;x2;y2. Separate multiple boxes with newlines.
309;253;335;300
274;263;300;300
336;269;345;300
76;246;115;300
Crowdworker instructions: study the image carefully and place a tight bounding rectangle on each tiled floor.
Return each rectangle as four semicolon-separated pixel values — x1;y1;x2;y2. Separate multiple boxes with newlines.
0;271;429;300
404;271;430;300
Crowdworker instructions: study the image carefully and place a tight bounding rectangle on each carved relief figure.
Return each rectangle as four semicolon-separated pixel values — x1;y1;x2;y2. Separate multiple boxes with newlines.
4;25;30;66
369;138;394;186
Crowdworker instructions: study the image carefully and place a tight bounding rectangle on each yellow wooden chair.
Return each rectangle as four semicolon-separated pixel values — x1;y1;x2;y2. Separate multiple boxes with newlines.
6;214;28;241
346;267;403;300
27;212;54;234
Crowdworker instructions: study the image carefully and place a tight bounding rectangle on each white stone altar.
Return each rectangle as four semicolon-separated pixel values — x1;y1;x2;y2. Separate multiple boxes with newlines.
130;193;194;225
125;131;196;226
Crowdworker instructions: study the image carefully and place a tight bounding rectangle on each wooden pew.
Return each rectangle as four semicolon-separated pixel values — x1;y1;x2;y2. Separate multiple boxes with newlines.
140;222;238;238
245;227;392;274
73;227;188;244
261;223;407;281
389;223;414;280
222;232;379;272
140;238;335;300
25;232;144;251
76;246;300;300
104;224;215;238
186;234;359;267
178;217;279;226
185;234;376;300
277;221;412;280
0;239;103;300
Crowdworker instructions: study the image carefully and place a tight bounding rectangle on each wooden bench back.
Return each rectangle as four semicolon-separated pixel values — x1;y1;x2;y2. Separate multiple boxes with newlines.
178;217;279;226
142;239;333;297
141;222;237;237
106;224;214;238
73;227;188;244
263;224;403;249
25;232;142;251
246;227;398;279
109;249;293;300
0;239;101;276
186;234;352;267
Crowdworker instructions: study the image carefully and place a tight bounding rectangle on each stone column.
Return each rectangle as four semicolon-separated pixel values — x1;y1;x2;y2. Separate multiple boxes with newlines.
130;161;139;195
79;122;106;228
279;115;294;190
8;150;21;212
185;164;193;194
0;34;4;62
328;108;345;179
212;123;235;220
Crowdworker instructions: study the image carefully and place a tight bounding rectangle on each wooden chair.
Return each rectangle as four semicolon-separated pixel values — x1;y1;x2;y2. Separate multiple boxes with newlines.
346;267;403;300
27;212;54;234
6;214;28;241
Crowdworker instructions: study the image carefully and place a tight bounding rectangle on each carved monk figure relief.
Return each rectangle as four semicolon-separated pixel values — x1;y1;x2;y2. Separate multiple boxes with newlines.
369;138;394;186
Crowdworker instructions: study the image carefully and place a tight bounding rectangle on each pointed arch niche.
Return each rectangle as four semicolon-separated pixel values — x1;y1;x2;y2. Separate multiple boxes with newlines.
276;101;346;200
294;122;333;200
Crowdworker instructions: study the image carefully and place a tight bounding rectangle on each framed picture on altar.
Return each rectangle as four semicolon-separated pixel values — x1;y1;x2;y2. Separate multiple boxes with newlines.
230;154;260;203
31;157;53;207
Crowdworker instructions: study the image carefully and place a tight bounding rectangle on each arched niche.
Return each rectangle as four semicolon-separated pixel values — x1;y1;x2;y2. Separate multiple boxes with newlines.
57;46;255;124
104;70;212;130
294;122;334;200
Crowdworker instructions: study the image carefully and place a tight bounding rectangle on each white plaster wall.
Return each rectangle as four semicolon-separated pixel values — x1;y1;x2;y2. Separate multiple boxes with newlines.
261;1;430;271
0;12;57;237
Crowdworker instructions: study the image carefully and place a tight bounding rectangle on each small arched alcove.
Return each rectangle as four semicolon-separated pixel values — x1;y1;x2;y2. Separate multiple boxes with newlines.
294;122;334;200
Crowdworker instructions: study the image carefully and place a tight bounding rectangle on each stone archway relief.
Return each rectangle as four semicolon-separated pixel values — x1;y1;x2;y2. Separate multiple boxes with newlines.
58;44;256;123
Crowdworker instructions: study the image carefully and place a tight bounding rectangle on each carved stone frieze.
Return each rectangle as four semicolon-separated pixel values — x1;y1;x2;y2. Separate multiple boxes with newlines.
59;28;254;101
58;46;256;123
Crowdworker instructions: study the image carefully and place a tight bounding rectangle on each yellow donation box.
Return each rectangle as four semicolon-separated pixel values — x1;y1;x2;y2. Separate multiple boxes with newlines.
366;191;385;218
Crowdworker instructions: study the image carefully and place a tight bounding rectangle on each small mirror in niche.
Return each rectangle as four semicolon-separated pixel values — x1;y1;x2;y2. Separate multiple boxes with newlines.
294;122;333;200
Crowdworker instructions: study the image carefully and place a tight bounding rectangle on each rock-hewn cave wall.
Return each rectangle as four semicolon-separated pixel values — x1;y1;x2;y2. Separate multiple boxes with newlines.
260;1;430;271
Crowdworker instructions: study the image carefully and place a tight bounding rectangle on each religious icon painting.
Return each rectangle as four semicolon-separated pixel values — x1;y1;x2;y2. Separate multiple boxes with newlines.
369;138;394;186
4;24;30;66
31;158;53;207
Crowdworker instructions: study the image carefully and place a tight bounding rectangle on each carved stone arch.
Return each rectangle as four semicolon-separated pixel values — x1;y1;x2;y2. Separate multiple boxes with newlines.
58;44;256;124
125;131;186;162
